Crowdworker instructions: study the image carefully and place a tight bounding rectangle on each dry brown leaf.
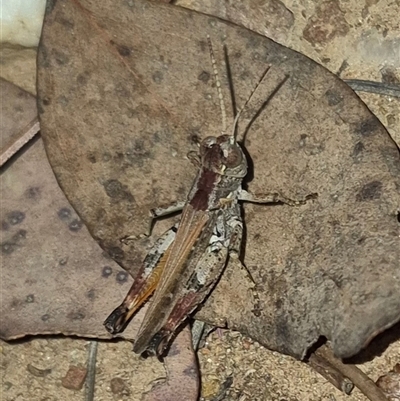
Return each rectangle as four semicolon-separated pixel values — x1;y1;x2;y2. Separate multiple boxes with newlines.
0;135;141;340
36;0;400;360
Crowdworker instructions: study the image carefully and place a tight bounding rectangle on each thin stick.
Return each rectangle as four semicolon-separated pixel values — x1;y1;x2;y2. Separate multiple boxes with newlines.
85;341;98;401
308;352;354;394
207;35;227;135
344;79;400;98
314;345;388;401
0;117;40;167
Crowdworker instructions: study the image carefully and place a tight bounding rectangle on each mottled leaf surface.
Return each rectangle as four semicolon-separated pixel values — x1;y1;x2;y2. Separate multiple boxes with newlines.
0;135;139;340
37;0;400;359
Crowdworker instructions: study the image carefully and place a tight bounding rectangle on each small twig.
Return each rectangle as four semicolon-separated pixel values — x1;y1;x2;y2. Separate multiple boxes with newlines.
344;79;400;98
85;341;99;401
314;344;388;401
308;352;354;394
0;117;40;167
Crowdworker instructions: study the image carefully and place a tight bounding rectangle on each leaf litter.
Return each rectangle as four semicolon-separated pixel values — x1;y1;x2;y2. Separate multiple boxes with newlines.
36;0;400;359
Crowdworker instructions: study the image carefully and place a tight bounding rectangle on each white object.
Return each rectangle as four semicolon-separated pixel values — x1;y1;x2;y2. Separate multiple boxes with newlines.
1;0;46;47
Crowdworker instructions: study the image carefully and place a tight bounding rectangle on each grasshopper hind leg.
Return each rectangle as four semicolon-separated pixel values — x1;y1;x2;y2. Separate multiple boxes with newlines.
104;225;177;335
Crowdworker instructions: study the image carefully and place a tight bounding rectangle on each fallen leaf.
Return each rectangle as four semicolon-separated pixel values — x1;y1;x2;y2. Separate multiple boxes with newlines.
36;0;400;359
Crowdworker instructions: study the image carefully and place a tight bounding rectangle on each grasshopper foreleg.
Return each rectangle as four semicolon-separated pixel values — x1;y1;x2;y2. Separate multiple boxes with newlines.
146;201;186;236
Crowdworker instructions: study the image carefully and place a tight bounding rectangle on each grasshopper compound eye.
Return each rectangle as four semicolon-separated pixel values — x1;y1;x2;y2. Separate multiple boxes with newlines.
221;142;244;169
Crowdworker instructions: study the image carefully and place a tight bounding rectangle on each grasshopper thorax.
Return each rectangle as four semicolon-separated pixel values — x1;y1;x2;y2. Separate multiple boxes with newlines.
200;135;247;178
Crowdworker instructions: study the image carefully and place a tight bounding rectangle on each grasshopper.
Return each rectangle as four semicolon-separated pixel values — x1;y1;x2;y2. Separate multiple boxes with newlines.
104;37;314;357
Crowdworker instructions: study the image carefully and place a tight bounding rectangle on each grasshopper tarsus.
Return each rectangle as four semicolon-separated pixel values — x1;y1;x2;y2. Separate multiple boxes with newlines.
238;189;318;206
104;305;129;334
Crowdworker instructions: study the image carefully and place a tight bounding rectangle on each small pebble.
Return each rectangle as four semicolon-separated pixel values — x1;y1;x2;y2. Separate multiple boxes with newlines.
26;363;52;377
110;377;129;395
61;365;87;390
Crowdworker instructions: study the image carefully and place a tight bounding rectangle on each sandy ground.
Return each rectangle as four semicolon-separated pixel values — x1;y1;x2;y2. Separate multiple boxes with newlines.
1;1;399;400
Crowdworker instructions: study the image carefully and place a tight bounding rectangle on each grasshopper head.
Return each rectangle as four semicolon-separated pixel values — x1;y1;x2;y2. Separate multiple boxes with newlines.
200;135;247;178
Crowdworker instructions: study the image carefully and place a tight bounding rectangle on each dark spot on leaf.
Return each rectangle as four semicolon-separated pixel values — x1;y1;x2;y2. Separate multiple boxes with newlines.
25;186;41;200
325;89;343;106
356;181;383;201
87;289;95;300
299;134;307;147
112;41;132;57
352;141;365;158
68;219;83;232
104;179;125;199
102;266;113;278
109;247;125;261
58;207;72;220
1;242;15;255
53;50;69;65
77;72;90;85
13;229;27;243
152;71;163;83
59;257;68;266
67;310;85;320
58;17;74;30
6;211;25;225
126;140;152;168
253;233;261;241
41;314;50;322
356;117;381;136
25;294;35;303
183;366;198;379
87;152;96;163
198;71;210;83
116;271;128;284
1;221;9;230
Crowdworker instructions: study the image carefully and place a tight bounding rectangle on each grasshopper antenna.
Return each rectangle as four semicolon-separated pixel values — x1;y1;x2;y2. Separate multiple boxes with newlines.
207;35;227;136
230;64;272;144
